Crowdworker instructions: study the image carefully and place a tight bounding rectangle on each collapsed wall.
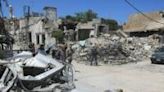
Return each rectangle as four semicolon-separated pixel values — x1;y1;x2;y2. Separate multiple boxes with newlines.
72;33;160;64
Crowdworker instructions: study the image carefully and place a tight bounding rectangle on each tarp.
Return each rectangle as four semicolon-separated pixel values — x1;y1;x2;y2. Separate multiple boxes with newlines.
78;40;86;47
12;51;32;60
24;53;63;68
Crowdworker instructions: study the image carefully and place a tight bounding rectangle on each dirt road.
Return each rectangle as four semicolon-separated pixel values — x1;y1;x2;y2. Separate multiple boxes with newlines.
72;60;164;92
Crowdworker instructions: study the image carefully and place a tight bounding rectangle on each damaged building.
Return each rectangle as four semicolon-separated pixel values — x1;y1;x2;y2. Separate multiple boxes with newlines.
123;11;164;38
14;6;59;50
75;19;108;41
59;18;108;41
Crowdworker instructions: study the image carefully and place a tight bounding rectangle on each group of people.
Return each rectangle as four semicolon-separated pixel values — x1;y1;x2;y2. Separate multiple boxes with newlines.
29;43;47;56
51;43;74;64
28;43;74;64
28;40;99;66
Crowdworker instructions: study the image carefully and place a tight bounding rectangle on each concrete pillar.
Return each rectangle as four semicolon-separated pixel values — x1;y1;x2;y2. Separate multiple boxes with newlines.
95;24;99;37
45;32;51;45
39;34;42;44
75;30;79;41
75;26;79;41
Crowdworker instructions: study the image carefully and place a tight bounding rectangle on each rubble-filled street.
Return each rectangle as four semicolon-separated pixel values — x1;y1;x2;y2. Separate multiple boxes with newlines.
0;0;164;92
73;59;164;92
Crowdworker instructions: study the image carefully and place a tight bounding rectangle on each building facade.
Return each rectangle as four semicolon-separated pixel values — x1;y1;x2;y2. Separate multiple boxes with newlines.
14;7;58;50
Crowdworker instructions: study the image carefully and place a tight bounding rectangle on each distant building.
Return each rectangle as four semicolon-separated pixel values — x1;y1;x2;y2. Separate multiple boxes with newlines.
14;6;58;50
43;6;57;21
75;19;108;41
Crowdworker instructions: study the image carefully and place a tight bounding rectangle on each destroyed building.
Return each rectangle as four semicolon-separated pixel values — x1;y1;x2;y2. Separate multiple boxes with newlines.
72;32;160;65
123;11;164;38
59;18;108;41
75;19;108;41
14;6;58;50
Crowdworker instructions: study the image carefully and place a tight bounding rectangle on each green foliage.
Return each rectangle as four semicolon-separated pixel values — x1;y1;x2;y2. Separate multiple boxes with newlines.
52;30;64;43
64;15;76;23
85;9;97;21
60;10;119;31
65;15;76;21
101;18;119;30
61;9;98;23
75;9;97;22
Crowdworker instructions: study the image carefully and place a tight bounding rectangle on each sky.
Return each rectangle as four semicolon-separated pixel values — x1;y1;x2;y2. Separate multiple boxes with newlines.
2;0;164;24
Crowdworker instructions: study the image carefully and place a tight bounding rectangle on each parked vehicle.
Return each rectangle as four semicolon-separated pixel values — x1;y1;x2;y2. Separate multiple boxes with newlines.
151;47;164;64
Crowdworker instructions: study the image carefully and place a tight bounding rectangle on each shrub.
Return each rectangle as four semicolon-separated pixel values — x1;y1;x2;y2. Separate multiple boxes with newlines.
52;30;64;43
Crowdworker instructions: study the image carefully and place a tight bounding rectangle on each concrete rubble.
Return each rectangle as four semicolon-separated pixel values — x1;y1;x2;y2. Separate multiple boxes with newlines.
0;52;75;92
72;33;160;64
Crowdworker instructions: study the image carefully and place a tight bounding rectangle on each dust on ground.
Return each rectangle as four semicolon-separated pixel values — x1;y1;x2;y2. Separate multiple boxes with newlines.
72;60;164;92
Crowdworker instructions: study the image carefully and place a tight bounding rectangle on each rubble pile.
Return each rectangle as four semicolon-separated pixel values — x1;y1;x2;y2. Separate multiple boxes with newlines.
73;33;159;64
0;52;75;92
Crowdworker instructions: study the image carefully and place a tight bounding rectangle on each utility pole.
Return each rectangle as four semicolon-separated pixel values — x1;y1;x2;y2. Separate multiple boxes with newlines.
0;0;3;17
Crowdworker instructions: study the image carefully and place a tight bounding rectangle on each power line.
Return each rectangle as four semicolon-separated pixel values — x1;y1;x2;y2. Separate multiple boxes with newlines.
124;0;164;25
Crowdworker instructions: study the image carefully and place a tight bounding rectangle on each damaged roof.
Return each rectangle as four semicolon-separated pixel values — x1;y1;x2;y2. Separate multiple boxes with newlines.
123;11;164;32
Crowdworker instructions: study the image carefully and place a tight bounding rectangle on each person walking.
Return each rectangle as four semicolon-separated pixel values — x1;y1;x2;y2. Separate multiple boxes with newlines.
90;45;98;66
66;45;74;64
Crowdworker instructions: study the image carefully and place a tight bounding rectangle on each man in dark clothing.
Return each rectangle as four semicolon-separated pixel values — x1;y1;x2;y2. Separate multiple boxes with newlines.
66;46;73;64
29;43;35;56
59;48;65;62
51;48;61;59
52;49;57;59
37;44;47;55
90;46;98;66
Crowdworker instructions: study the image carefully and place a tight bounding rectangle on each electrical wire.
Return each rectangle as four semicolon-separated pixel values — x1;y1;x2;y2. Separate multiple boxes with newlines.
3;0;9;7
124;0;164;25
0;0;3;17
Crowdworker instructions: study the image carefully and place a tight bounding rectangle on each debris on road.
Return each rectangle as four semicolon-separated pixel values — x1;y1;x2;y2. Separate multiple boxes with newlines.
104;89;123;92
0;52;75;92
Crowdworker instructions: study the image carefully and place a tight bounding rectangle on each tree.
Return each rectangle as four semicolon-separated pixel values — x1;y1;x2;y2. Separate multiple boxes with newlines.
85;9;97;21
101;18;119;30
75;12;85;22
75;9;97;22
52;30;64;43
59;10;119;31
60;9;97;23
65;15;76;23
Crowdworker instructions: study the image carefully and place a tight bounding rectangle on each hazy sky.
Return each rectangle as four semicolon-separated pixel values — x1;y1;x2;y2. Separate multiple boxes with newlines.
2;0;164;24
